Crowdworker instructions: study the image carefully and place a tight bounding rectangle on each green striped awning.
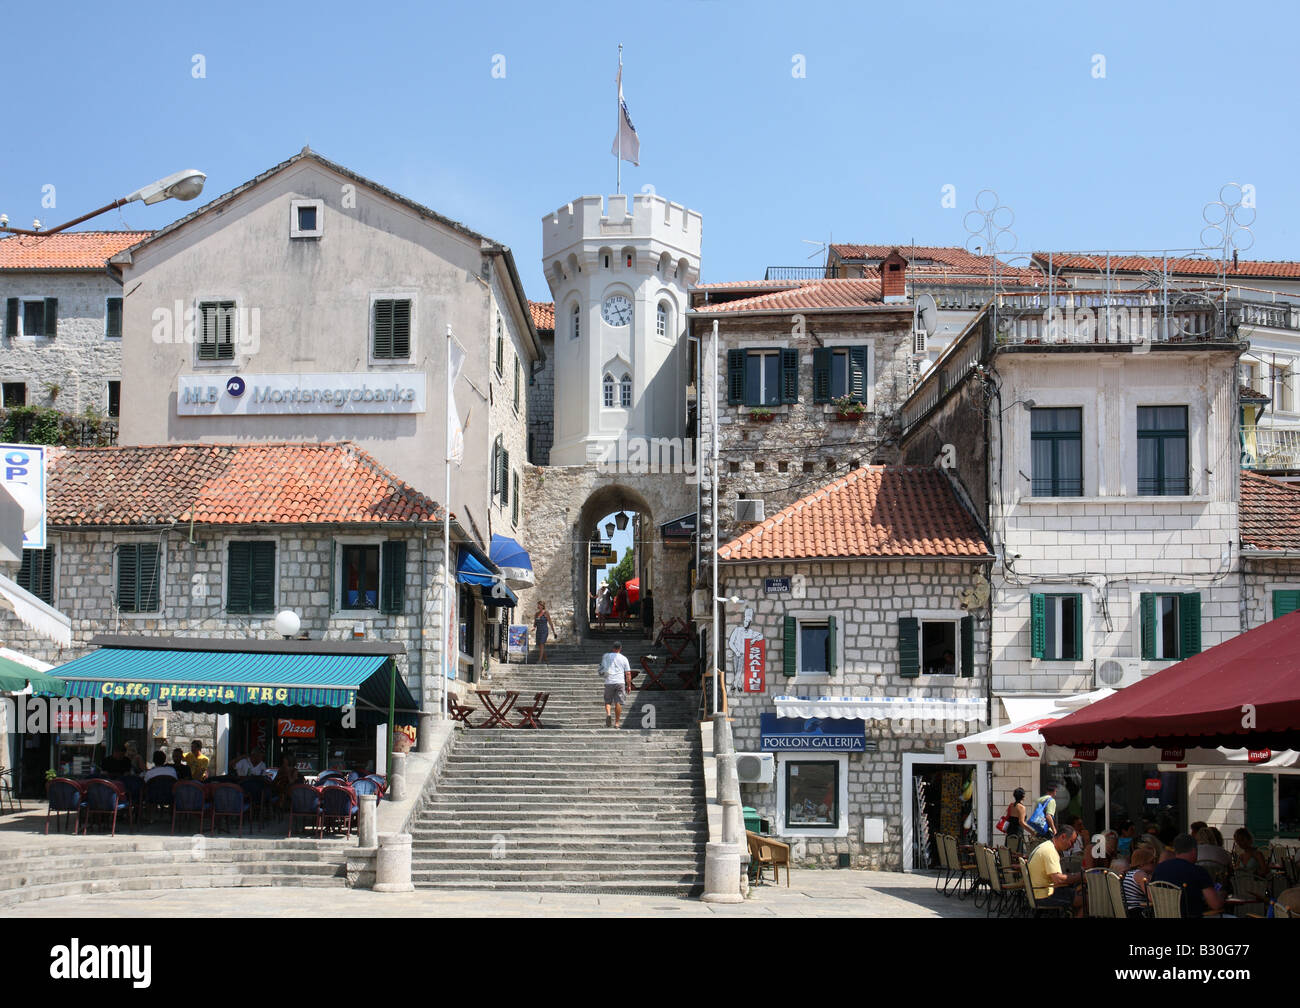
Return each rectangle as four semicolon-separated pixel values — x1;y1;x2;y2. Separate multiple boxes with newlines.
0;654;65;697
55;647;413;712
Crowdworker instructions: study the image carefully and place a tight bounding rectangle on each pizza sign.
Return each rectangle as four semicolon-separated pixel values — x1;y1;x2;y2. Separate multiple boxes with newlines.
276;718;317;739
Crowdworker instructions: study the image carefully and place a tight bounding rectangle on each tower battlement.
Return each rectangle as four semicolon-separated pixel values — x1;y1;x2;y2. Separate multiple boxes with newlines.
543;194;702;262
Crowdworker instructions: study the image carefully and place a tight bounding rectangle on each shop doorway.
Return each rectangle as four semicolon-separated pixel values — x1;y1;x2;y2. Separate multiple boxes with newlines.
902;754;984;871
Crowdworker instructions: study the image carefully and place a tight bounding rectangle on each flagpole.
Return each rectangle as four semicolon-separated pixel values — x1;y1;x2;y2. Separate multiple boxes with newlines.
616;43;623;195
443;323;453;720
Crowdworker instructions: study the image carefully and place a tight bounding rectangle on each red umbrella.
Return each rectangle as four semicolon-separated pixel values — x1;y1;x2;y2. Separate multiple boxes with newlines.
1042;611;1300;751
625;578;640;605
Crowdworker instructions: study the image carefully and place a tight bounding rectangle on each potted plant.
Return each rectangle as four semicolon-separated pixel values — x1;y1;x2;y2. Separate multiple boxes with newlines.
44;768;57;796
748;407;775;422
831;396;866;421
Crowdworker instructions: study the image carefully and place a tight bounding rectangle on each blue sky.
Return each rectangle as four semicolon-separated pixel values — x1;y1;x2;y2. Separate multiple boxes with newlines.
3;1;1297;296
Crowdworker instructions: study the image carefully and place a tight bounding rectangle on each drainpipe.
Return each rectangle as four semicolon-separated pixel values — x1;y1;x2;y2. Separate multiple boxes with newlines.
417;523;434;753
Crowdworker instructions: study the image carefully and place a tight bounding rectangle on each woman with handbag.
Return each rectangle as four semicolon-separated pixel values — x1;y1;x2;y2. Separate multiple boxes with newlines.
1000;788;1030;851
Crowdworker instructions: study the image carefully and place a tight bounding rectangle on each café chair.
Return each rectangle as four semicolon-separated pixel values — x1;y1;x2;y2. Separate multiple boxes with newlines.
1083;868;1113;918
211;782;251;836
172;780;211;835
0;765;22;813
142;776;176;825
746;830;790;886
287;784;322;838
83;778;134;836
320;784;358;838
1020;863;1071;919
1148;880;1185;919
45;778;87;834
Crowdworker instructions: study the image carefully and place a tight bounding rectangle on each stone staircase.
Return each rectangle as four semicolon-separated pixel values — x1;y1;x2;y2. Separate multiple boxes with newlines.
412;633;706;895
0;830;368;909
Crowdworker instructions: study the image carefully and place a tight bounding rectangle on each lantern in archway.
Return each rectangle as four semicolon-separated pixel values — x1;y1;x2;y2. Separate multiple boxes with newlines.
604;521;616;538
615;511;630;531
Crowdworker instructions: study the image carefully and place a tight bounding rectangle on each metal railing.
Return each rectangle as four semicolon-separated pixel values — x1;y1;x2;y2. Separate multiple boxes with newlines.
762;265;839;281
1242;425;1300;470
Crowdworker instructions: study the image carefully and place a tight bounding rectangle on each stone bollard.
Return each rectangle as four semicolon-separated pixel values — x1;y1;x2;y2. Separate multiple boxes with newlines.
389;752;407;801
373;832;414;892
701;841;744;903
417;712;436;753
358;794;377;848
713;712;733;758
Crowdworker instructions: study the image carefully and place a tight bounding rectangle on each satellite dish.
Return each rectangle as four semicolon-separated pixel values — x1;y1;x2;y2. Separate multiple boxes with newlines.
915;293;939;337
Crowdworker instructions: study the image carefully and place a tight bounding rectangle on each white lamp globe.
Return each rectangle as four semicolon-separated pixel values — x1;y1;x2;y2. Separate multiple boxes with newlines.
274;610;301;638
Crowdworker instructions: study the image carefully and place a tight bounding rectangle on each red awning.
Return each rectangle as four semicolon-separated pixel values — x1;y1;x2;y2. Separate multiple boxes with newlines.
1041;611;1300;751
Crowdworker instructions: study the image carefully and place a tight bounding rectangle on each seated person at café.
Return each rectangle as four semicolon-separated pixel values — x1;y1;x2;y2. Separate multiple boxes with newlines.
1121;846;1156;918
1028;823;1084;915
1195;826;1232;870
170;748;192;780
101;744;132;777
143;750;178;782
235;748;267;778
124;741;148;775
1150;833;1225;916
271;755;303;806
183;740;210;782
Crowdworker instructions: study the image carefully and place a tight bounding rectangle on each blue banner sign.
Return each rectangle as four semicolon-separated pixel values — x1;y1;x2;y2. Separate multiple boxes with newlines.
764;577;791;594
759;714;867;751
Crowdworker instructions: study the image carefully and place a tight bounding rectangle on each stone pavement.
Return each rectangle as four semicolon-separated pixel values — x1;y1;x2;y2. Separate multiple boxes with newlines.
8;868;985;917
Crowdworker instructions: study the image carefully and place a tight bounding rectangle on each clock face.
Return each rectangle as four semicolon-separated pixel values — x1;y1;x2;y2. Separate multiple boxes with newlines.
601;295;633;327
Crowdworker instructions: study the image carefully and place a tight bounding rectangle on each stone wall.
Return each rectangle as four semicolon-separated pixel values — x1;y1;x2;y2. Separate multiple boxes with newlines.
0;270;123;415
527;330;554;465
721;559;991;870
1242;556;1300;631
698;311;914;545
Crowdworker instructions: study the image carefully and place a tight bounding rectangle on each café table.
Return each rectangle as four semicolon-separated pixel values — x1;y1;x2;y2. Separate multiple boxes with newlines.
475;690;520;728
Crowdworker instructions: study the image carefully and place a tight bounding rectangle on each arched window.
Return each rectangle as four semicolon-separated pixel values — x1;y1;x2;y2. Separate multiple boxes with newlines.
571;303;580;340
602;373;615;408
620;374;632;408
656;302;669;339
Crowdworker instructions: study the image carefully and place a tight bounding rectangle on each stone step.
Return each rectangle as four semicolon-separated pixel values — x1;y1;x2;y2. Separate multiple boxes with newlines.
412;880;704;895
411;840;700;855
0;872;346;908
412;868;702;884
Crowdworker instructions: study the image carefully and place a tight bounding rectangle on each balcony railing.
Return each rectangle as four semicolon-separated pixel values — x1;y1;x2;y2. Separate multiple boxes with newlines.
1242;425;1300;470
1229;299;1300;333
762;265;839;281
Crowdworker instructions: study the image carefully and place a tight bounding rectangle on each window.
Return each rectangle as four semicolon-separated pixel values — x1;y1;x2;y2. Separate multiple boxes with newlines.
813;347;869;403
1139;592;1201;660
1031;408;1083;496
620;373;632;408
372;298;412;360
106;381;120;419
339;544;379;610
784;760;839;829
1031;593;1083;660
1273;590;1300;620
105;297;123;339
1137;406;1189;495
728;348;798;407
656;303;669;339
5;298;56;339
1273;360;1296;413
491;436;509;506
782;613;837;675
603;373;616;408
227;541;276;614
459;584;476;656
495;316;504;376
898;615;974;677
571;304;581;340
197;301;236;362
290;199;323;238
514;358;521;412
511;471;520;527
3;383;26;407
116;543;161;613
16;546;54;604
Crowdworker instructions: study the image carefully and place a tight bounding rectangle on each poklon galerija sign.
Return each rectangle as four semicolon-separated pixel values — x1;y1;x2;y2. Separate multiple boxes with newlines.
177;373;426;416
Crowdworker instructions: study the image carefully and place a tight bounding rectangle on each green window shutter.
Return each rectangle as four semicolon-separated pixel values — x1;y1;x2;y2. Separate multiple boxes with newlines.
960;614;974;677
392;300;411;358
1273;590;1300;620
780;348;799;404
727;349;745;405
1179;592;1201;658
5;298;16;338
250;541;276;613
106;297;123;338
1140;593;1156;660
137;543;160;612
501;449;510;507
1245;774;1275;842
227;542;252;613
17;546;54;604
380;540;407;614
1030;593;1046;659
899;617;919;678
1071;594;1084;661
373;300;392;358
513;359;520;410
812;348;831;403
848;346;869;402
329;539;337;611
783;614;797;677
512;472;520;526
43;298;58;337
827;614;837;676
117;545;138;612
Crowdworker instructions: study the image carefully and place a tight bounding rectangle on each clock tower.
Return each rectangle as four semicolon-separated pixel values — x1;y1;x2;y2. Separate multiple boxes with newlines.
542;193;702;466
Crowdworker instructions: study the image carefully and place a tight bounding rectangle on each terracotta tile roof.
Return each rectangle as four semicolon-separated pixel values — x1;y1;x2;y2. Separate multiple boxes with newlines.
1035;252;1300;279
831;244;1031;272
1241;385;1271;403
693;279;802;291
1241;471;1300;551
529;301;554;331
691;278;902;315
718;466;992;562
0;231;152;270
46;443;444;526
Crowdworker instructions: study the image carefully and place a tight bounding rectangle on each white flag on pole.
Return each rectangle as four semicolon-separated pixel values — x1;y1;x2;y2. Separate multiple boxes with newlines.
447;337;467;466
612;67;640;167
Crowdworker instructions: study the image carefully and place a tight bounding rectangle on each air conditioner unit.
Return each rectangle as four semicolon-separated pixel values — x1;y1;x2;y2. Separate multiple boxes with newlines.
691;588;711;615
735;498;765;524
1093;656;1142;690
735;752;775;785
913;328;928;355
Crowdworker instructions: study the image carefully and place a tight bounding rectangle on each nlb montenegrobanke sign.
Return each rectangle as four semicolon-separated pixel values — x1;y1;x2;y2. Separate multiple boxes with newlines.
177;373;426;416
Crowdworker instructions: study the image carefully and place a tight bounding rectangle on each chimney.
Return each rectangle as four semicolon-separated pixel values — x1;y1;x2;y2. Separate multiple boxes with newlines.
880;249;908;302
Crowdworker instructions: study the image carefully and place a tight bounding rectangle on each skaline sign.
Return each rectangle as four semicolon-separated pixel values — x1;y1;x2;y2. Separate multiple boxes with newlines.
177;373;427;416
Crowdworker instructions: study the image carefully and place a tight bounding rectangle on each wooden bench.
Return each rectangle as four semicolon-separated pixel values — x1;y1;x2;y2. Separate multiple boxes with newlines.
746;830;791;887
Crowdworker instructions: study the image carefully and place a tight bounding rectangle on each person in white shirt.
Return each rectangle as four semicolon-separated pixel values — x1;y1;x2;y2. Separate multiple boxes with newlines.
599;641;631;728
143;750;178;783
234;747;267;778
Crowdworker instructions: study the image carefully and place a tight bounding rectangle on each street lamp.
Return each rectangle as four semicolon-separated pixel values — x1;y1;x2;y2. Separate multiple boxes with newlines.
0;168;207;237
